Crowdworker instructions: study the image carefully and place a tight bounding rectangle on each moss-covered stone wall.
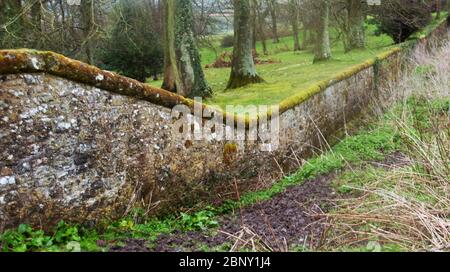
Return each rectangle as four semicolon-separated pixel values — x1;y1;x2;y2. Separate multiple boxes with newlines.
0;19;448;231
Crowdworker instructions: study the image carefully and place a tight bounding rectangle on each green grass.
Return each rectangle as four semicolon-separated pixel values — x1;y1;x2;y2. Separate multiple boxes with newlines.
150;23;395;109
206;35;394;108
410;12;449;40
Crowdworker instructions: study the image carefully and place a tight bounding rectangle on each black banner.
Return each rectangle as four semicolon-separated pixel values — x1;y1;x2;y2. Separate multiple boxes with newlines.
0;252;444;271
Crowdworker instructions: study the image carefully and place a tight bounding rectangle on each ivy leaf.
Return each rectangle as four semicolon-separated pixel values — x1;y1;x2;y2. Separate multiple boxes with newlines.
18;224;31;235
13;244;27;252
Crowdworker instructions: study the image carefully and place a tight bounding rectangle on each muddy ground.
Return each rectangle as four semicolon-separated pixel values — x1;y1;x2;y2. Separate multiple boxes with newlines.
109;152;409;252
110;173;336;252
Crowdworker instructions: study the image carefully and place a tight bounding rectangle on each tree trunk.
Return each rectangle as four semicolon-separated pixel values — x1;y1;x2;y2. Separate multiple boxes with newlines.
29;0;43;49
268;0;279;43
289;0;300;51
254;0;268;55
251;0;258;53
436;0;441;19
162;0;179;92
314;0;332;62
162;0;211;98
227;0;264;89
80;0;95;64
301;27;308;50
345;0;365;52
58;0;67;52
258;19;268;55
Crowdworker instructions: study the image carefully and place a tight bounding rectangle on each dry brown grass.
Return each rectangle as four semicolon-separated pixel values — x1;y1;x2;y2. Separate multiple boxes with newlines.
317;37;450;252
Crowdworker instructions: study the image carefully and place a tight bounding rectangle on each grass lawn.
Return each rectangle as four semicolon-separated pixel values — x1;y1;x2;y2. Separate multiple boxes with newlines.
148;14;446;110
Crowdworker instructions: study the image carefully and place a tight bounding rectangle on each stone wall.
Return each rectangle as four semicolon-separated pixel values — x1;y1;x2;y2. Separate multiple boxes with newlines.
0;19;448;231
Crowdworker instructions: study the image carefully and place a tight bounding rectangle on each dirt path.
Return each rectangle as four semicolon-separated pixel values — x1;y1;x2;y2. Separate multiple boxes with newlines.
110;152;409;252
110;173;336;252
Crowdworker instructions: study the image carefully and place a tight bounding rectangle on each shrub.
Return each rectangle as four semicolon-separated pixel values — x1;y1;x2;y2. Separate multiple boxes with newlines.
370;0;432;43
100;0;164;82
220;35;234;48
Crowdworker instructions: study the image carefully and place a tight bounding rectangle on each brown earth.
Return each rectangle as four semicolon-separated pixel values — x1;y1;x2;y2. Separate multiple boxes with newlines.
110;173;336;252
